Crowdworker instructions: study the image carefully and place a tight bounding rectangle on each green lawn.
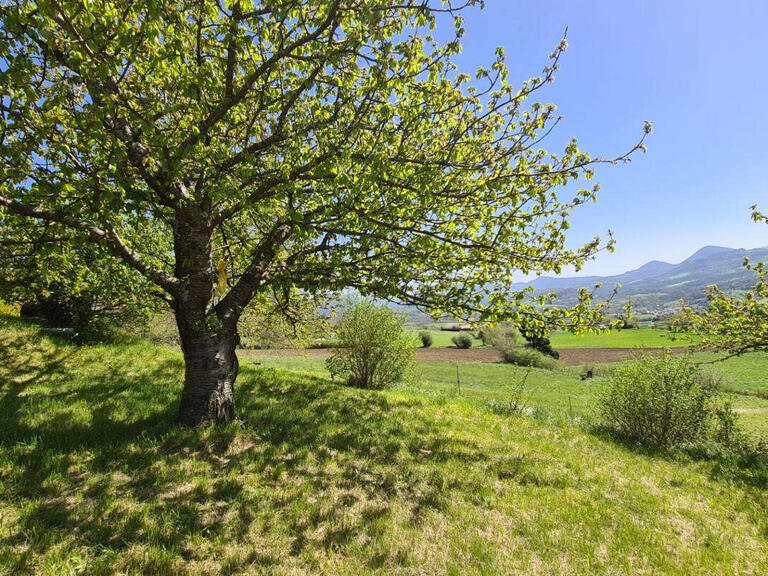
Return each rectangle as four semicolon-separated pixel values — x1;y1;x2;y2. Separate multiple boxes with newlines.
408;329;481;348
549;328;694;349
693;352;768;398
2;317;767;575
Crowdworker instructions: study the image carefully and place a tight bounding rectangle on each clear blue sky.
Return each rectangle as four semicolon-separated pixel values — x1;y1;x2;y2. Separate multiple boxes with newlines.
447;0;768;276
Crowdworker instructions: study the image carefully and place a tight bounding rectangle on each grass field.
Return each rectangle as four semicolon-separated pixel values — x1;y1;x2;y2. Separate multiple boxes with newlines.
2;316;767;575
250;353;768;440
410;328;693;349
408;329;481;348
548;328;695;349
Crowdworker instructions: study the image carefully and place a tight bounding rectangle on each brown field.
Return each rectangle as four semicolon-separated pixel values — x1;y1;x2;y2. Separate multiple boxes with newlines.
241;346;686;366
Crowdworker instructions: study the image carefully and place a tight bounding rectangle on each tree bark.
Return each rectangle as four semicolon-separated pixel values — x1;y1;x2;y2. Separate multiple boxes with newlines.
172;201;241;426
176;322;239;427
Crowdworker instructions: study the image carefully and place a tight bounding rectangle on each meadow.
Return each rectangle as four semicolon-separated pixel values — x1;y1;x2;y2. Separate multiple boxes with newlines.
1;316;767;575
251;352;768;440
409;327;693;349
407;329;480;348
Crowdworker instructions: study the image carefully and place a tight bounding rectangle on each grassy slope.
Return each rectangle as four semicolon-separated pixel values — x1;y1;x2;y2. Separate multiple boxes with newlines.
1;317;767;575
253;354;768;439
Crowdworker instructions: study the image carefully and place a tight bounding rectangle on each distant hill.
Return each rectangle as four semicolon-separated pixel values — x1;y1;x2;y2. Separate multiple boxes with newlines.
510;245;768;314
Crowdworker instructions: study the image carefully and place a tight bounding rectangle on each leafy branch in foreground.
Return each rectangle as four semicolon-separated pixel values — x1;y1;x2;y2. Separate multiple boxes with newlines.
687;207;768;358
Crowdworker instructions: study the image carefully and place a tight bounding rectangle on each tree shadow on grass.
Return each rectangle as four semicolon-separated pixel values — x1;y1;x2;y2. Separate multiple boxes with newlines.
0;324;492;574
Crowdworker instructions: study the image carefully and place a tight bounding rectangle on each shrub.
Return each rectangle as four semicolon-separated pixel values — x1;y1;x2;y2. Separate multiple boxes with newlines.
480;325;520;349
600;352;723;449
451;333;473;349
326;300;415;389
522;332;559;359
488;326;558;369
418;331;433;348
501;346;558;370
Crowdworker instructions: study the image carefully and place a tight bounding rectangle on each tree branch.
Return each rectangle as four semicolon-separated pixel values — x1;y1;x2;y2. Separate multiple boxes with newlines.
0;196;178;295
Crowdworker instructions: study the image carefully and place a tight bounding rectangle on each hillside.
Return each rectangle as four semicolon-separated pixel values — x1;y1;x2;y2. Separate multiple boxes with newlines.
512;245;768;313
1;316;767;575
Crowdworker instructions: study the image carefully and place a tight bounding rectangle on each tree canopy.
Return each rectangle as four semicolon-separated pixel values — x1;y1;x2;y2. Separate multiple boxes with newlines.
0;215;157;333
0;0;648;424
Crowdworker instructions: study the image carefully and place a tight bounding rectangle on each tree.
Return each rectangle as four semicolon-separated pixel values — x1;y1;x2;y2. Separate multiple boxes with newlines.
0;215;159;334
0;1;648;426
688;208;768;357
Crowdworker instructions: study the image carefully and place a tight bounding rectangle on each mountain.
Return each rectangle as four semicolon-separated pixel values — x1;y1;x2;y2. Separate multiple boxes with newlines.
511;245;768;314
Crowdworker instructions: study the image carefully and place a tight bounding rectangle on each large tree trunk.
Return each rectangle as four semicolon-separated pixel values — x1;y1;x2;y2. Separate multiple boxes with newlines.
173;201;241;426
176;321;239;427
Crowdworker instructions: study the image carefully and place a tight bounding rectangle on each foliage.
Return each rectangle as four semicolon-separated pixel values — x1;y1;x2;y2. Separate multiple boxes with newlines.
451;333;473;349
480;324;521;348
687;208;768;357
326;300;414;389
418;330;433;348
600;352;728;449
0;0;649;337
653;310;694;332
238;289;333;349
0;219;160;336
616;317;639;329
501;346;559;370
0;299;20;316
617;296;637;329
483;323;560;359
483;324;559;368
522;331;560;359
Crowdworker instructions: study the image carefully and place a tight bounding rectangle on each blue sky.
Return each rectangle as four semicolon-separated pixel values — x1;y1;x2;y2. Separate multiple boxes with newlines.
446;0;768;276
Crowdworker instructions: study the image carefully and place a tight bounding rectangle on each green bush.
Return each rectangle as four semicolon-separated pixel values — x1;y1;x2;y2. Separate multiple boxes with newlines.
451;333;473;349
600;352;725;449
501;346;558;370
326;300;415;389
487;326;557;369
519;328;560;359
418;331;433;348
480;325;520;349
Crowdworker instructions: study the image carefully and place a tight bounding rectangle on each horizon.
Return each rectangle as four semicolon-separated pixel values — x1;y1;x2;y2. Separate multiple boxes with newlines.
517;243;768;283
449;1;768;277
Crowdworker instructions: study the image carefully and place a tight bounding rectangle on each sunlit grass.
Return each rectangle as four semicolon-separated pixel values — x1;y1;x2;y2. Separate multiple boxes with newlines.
548;328;695;349
1;316;767;575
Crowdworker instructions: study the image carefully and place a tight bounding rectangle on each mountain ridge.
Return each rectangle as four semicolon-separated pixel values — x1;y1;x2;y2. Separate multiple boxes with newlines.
511;245;768;313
